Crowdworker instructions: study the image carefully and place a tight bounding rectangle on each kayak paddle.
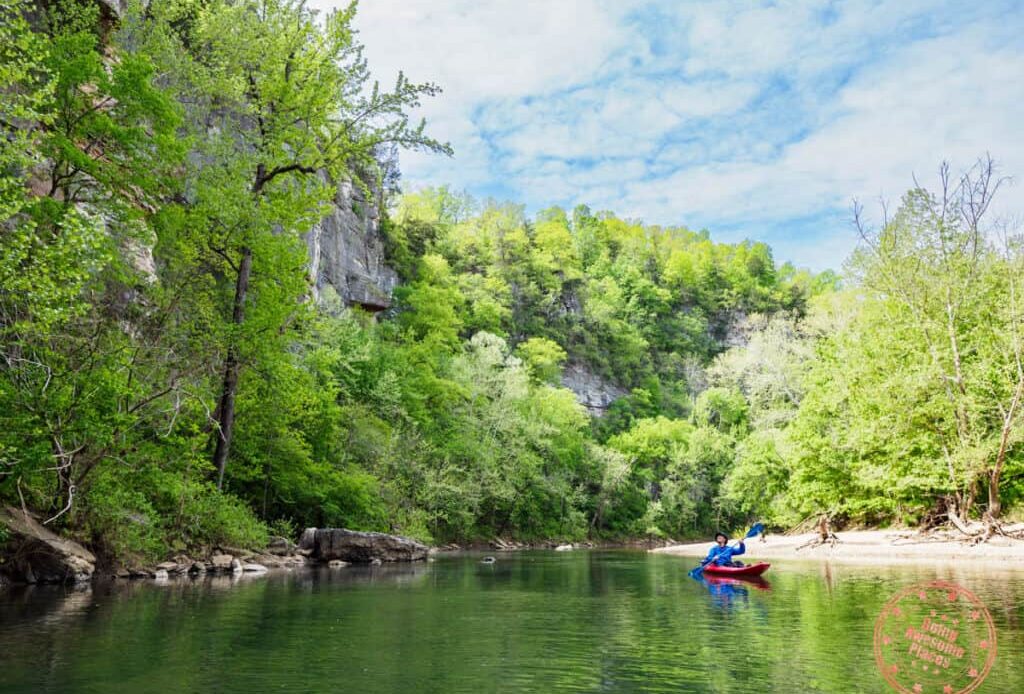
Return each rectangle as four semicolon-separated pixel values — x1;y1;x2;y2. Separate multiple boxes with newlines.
688;523;765;578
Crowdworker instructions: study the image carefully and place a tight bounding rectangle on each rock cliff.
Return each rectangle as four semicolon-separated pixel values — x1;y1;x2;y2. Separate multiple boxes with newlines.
561;363;627;416
306;178;399;312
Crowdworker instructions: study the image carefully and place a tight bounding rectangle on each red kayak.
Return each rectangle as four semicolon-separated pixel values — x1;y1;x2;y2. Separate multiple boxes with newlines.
702;562;771;577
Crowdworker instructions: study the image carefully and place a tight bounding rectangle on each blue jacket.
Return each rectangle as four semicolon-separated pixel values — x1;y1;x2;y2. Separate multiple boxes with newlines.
705;541;745;566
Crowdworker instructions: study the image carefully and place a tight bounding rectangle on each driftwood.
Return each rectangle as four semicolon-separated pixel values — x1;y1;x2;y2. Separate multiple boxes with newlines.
796;515;840;551
935;498;1024;544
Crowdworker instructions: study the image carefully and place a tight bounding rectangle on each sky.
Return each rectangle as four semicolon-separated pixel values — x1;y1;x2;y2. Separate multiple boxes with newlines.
309;1;1024;270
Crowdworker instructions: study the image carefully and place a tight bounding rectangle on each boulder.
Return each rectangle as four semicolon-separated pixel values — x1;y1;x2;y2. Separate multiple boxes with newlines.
210;554;234;571
242;563;268;573
0;506;96;584
298;527;317;551
154;569;169;581
312;529;428;564
327;560;348;568
555;544;574;552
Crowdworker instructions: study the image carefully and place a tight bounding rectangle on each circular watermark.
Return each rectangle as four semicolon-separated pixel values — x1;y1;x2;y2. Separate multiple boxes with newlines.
874;580;997;694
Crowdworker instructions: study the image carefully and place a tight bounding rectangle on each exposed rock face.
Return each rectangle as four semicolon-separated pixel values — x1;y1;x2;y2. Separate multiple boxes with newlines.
0;507;96;584
306;178;399;312
560;363;627;416
298;527;317;551
312;529;428;563
97;0;127;19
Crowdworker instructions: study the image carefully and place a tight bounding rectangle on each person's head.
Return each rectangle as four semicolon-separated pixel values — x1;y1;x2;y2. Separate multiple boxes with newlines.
714;532;728;546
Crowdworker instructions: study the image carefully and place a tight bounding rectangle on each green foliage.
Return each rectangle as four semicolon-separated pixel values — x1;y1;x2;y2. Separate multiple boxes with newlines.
709;161;1024;529
693;387;748;434
516;337;568;384
18;0;1011;563
0;0;447;561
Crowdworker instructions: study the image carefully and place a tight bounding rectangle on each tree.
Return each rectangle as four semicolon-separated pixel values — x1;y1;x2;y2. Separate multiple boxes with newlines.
1;0;185;520
145;0;451;488
847;157;1023;526
516;336;568;384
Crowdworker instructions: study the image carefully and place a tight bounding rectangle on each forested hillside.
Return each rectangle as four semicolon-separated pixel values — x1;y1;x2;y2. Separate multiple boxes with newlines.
2;0;1022;566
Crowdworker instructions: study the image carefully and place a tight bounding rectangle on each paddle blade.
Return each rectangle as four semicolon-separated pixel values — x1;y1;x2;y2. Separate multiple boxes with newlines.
744;523;765;539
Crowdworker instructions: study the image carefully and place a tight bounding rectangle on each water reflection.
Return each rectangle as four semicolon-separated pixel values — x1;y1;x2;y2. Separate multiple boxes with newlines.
1;553;1022;694
692;574;771;610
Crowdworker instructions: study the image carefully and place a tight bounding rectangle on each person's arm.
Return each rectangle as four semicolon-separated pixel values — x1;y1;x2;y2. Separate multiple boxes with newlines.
703;545;725;565
733;540;745;556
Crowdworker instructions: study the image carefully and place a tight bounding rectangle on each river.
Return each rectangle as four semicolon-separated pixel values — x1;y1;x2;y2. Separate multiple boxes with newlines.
1;551;1022;692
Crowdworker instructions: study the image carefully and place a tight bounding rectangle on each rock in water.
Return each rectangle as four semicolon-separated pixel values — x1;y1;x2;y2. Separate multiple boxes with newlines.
298;527;317;551
210;554;234;572
0;506;96;584
312;529;429;563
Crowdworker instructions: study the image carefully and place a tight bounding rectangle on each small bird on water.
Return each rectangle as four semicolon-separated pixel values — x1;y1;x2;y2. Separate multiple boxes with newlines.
481;556;496;564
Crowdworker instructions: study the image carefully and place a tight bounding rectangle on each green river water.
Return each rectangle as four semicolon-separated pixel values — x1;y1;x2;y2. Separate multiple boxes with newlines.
1;551;1022;693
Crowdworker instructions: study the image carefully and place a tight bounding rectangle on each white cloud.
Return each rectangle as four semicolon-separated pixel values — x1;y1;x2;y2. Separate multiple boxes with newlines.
625;26;1024;223
308;1;1024;270
312;0;639;105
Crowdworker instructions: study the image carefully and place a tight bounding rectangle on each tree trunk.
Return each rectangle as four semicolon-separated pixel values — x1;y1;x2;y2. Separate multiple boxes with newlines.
212;245;252;489
988;375;1023;520
987;471;1001;519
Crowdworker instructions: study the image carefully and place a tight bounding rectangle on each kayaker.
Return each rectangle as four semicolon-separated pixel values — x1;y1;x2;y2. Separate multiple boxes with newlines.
705;531;745;567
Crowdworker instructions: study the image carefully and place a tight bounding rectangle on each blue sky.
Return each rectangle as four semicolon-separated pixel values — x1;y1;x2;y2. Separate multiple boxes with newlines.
310;1;1024;270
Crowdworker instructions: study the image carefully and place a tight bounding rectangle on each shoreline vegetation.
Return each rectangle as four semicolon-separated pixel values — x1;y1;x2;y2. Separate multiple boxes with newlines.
2;0;1023;582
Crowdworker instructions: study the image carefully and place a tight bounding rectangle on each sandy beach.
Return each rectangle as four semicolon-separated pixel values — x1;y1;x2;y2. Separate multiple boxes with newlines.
652;528;1024;568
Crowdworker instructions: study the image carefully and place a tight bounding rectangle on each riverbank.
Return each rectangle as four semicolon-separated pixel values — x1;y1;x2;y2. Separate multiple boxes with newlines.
0;509;431;586
437;537;676;552
652;527;1024;567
